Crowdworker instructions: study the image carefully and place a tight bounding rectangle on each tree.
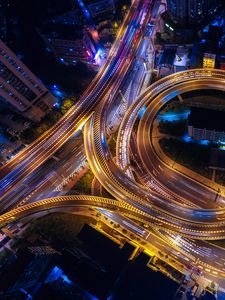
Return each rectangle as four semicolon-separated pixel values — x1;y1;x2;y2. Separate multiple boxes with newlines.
61;98;74;114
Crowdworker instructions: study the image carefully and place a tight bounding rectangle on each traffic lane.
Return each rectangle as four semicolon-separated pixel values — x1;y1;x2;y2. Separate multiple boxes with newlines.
0;0;143;200
137;80;225;207
0;139;85;211
0;0;135;179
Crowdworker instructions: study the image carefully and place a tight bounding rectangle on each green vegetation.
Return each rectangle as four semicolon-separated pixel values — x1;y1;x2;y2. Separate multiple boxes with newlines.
108;131;118;157
12;213;95;249
114;0;130;23
22;109;63;144
215;170;225;186
159;138;212;178
0;248;11;266
157;97;225;185
60;98;74;114
208;239;225;249
162;100;187;114
158;119;187;136
22;98;75;144
72;169;94;194
183;90;225;108
102;187;115;199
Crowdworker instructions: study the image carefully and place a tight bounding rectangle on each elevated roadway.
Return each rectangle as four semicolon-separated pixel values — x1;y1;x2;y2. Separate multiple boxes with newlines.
2;2;225;285
117;70;225;209
2;195;225;281
0;195;140;228
136;79;225;208
0;0;152;206
84;69;225;239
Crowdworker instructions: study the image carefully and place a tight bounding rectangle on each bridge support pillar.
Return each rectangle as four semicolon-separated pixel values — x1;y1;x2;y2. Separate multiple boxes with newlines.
129;246;143;260
177;94;183;102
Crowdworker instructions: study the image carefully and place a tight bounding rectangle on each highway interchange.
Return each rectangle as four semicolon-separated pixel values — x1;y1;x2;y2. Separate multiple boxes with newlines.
1;0;225;286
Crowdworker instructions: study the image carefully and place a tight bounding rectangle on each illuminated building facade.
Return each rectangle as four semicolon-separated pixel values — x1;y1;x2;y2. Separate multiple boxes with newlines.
203;52;216;68
167;0;187;26
188;107;225;142
0;39;55;121
84;0;115;20
167;0;223;26
39;23;97;67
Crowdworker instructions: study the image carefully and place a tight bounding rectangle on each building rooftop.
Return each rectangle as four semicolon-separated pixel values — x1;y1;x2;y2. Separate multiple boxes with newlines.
188;107;225;132
51;9;82;26
160;48;176;66
41;23;83;40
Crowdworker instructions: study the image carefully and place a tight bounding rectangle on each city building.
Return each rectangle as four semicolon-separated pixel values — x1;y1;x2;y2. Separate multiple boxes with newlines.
0;39;56;121
38;20;98;67
203;52;216;68
167;0;187;26
4;252;58;299
84;0;115;20
220;60;225;70
28;246;61;255
173;46;190;71
158;45;190;76
188;107;225;142
158;47;176;76
166;0;223;27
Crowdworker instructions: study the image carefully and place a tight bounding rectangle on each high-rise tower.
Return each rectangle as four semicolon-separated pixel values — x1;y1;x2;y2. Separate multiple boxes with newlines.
167;0;222;27
0;39;55;121
167;0;187;26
